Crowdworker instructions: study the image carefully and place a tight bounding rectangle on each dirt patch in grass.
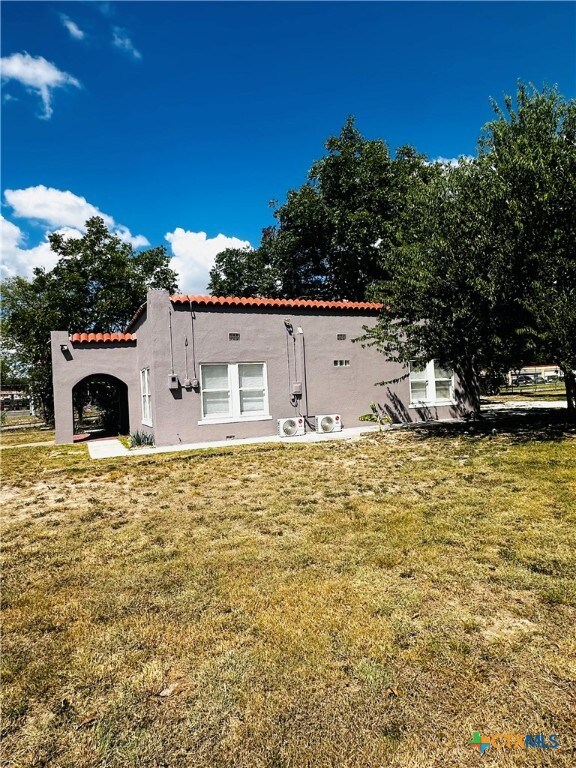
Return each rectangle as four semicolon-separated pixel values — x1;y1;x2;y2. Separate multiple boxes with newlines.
1;430;575;767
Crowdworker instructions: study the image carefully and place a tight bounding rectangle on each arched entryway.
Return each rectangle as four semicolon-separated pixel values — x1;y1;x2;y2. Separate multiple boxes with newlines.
72;374;129;441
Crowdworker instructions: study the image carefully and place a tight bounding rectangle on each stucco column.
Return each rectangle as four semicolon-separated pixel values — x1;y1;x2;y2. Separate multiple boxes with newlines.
51;331;75;445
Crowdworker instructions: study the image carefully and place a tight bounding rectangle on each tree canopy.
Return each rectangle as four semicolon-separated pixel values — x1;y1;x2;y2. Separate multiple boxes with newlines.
1;217;178;420
365;84;576;410
210;85;576;412
208;117;436;301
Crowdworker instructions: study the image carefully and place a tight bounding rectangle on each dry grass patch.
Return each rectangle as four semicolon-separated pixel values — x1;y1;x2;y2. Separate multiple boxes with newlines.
1;428;55;447
1;429;575;767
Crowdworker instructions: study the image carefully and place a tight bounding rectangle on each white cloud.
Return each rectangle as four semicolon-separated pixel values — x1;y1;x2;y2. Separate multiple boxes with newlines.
60;14;86;41
433;155;474;167
165;228;252;294
0;52;80;119
0;216;82;279
4;186;149;248
112;27;142;60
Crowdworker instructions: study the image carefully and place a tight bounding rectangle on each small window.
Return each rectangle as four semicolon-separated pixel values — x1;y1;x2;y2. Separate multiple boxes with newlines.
140;368;152;426
337;333;346;341
333;359;350;367
229;332;240;341
409;360;454;405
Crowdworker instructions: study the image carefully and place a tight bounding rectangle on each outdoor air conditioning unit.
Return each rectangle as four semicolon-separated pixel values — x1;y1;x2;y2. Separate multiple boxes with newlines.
278;417;305;437
316;414;342;433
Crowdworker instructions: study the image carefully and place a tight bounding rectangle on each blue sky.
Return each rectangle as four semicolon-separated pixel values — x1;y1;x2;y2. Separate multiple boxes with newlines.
2;1;575;292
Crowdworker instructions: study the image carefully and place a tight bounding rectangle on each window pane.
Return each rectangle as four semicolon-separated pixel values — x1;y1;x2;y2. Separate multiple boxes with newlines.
434;361;452;379
202;391;230;417
435;381;452;400
410;381;427;401
202;364;229;390
240;390;265;413
239;363;264;389
410;365;427;381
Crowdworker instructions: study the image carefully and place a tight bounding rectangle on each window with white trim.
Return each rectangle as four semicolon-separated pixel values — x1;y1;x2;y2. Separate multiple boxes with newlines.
409;360;454;405
140;368;152;425
200;363;269;423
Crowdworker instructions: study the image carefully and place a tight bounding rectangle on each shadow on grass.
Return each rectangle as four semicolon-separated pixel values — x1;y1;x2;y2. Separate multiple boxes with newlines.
400;407;575;444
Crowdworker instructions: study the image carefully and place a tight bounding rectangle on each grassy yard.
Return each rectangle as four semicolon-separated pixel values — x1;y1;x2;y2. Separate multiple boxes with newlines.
2;425;575;767
0;429;55;447
488;383;567;402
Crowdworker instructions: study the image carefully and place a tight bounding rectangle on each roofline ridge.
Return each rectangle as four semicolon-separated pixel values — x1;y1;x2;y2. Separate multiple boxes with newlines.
170;293;382;311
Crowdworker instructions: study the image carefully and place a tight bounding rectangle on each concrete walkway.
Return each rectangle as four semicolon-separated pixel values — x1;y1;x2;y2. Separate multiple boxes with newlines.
87;425;380;459
481;399;567;411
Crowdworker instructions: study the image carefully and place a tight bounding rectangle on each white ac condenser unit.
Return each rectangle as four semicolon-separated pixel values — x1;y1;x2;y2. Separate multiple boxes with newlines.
316;414;342;433
278;417;305;437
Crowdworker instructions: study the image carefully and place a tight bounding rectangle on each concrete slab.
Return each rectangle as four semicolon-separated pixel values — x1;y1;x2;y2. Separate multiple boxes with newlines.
481;399;567;411
87;438;130;459
87;425;380;459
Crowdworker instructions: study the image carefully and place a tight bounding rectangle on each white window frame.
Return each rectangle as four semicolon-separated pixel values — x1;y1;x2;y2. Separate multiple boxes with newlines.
198;362;271;425
409;359;455;407
140;367;152;426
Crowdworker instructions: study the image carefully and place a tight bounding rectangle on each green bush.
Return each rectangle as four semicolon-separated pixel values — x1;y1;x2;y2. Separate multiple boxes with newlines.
130;430;154;448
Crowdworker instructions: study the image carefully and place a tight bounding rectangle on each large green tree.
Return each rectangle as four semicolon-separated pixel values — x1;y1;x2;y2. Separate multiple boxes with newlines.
208;230;280;297
209;118;434;300
1;217;178;421
366;84;576;412
479;84;576;409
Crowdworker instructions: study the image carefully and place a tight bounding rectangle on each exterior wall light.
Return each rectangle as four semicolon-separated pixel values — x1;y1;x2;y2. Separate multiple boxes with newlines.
60;344;69;352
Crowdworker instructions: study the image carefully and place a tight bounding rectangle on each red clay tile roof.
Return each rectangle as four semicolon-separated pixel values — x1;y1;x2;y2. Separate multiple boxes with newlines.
171;294;383;311
70;332;136;344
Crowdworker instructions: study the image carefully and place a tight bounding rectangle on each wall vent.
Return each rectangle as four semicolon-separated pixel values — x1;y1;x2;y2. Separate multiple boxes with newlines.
337;333;346;341
229;332;240;341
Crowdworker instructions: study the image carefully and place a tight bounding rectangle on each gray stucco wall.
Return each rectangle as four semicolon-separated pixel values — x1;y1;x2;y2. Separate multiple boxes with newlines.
51;290;474;446
133;291;471;447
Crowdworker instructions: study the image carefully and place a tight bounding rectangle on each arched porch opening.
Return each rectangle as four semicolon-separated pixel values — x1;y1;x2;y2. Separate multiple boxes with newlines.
72;374;129;441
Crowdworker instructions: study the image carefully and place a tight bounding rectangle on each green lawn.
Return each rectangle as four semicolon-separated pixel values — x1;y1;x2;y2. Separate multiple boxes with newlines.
2;426;575;767
492;382;567;401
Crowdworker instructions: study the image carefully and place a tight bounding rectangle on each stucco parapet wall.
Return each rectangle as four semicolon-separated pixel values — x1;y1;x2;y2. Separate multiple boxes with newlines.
170;294;383;312
69;332;136;344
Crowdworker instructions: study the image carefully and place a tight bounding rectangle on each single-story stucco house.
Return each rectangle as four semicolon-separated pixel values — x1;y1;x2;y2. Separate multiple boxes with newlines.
50;289;473;446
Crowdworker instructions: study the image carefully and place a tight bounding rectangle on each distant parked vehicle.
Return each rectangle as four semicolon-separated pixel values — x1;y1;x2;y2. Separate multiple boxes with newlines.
543;371;562;382
511;374;535;386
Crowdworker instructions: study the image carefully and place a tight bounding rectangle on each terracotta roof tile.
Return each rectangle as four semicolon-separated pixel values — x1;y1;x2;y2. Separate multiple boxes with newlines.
70;332;136;344
171;294;383;312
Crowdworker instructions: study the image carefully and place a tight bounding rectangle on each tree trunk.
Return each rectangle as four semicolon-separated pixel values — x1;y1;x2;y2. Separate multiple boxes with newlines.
562;367;576;415
457;361;481;418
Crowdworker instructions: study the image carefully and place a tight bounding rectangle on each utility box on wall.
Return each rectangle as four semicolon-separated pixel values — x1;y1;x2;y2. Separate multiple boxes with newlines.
168;374;179;390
